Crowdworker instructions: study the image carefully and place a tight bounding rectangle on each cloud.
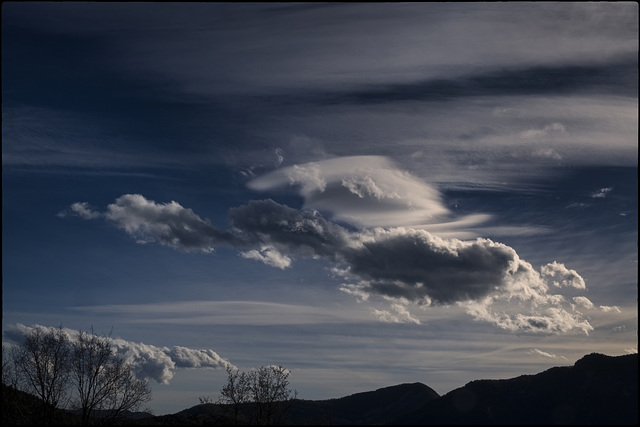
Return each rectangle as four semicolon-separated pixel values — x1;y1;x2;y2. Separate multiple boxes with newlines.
63;194;240;252
591;187;613;198
3;324;234;384
372;302;421;325
240;245;292;269
337;228;519;304
167;346;231;370
248;156;484;235
59;202;104;219
460;299;595;335
274;148;284;167
540;261;586;289
71;300;375;326
527;349;568;360
532;148;563;160
520;122;566;139
63;157;610;335
228;198;350;260
573;296;594;309
600;305;622;313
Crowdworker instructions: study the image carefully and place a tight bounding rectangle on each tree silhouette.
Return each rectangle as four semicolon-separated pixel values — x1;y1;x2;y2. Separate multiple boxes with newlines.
5;326;152;425
215;364;298;425
7;325;70;424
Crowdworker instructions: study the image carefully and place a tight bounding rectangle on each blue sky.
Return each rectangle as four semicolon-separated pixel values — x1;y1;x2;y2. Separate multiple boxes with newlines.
2;2;637;415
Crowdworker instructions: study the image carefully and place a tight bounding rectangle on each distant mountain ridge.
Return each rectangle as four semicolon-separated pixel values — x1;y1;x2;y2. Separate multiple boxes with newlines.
4;352;637;425
394;352;638;425
288;382;440;425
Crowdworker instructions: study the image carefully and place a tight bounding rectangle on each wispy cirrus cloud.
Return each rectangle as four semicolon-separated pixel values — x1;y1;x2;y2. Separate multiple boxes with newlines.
527;348;568;360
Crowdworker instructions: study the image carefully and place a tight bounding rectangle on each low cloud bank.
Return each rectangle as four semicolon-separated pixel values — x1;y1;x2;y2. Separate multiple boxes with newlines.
3;324;233;384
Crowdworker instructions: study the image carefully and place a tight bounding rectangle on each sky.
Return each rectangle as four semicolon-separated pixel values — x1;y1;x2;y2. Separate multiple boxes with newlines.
2;2;638;416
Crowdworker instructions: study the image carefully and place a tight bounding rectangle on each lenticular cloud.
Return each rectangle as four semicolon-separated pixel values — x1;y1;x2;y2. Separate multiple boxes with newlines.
61;156;608;334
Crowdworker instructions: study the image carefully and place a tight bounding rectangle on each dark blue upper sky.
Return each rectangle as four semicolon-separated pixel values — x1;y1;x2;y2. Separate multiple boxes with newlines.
2;2;637;415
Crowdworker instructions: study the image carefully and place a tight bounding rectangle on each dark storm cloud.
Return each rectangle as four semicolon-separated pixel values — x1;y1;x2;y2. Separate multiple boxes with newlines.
342;231;516;304
228;199;349;260
64;195;519;305
64;194;591;315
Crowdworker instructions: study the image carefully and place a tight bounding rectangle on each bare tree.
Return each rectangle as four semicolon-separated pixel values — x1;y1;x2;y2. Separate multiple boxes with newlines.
7;326;152;424
70;328;152;425
2;344;19;388
217;364;297;425
217;364;253;424
251;365;297;425
8;325;71;424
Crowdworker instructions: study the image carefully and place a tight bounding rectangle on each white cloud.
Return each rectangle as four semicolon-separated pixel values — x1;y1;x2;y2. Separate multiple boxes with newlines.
68;194;240;252
573;296;594;309
64;158;617;335
248;156;485;236
240;245;292;269
600;305;622;313
168;346;232;370
57;202;103;219
460;299;595;335
527;348;568;360
540;261;586;289
520;122;566;139
372;302;421;325
591;187;613;198
3;323;234;384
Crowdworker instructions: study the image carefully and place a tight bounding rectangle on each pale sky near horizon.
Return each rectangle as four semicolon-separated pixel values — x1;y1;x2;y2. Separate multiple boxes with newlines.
2;2;637;415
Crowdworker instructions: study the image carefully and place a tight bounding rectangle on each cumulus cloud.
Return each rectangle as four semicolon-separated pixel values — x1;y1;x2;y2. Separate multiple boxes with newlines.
573;296;594;309
168;346;231;369
57;202;103;219
62;157;609;335
62;194;240;252
337;228;521;304
240;245;292;269
540;261;586;289
3;323;233;384
591;187;613;198
460;299;594;335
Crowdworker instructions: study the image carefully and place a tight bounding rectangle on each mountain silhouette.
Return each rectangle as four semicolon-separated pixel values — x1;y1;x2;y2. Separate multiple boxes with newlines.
149;353;637;425
393;352;638;425
4;352;637;425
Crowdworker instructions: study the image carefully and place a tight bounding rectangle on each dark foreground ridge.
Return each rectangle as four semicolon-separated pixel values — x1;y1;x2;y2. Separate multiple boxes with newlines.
3;352;637;425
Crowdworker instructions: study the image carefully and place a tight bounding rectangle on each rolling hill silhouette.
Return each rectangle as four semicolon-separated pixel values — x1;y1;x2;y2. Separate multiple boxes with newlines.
3;352;637;425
